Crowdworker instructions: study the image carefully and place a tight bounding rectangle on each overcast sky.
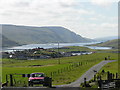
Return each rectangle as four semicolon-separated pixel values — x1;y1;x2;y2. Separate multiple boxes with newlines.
0;0;119;39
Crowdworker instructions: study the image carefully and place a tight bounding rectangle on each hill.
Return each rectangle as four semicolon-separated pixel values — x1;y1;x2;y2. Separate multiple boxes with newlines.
0;34;20;47
94;36;119;42
90;39;119;49
1;24;93;47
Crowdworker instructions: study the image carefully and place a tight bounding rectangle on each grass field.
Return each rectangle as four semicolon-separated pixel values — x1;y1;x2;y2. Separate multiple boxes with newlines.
88;39;120;49
95;61;118;81
2;52;118;86
51;46;119;55
88;60;119;88
50;46;94;52
100;61;118;74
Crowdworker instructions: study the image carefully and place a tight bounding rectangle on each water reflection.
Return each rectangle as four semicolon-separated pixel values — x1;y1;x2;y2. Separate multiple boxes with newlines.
3;42;112;52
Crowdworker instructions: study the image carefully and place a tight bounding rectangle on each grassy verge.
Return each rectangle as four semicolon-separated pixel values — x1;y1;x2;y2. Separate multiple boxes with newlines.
100;61;118;74
89;60;118;88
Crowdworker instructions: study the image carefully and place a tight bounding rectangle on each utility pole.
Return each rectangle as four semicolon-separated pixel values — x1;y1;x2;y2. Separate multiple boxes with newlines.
58;42;60;64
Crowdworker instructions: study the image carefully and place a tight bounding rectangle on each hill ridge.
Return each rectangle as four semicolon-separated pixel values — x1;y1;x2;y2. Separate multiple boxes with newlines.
1;24;93;47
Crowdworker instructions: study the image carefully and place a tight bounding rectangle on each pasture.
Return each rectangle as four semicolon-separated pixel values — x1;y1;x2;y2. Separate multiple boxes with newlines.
2;53;118;86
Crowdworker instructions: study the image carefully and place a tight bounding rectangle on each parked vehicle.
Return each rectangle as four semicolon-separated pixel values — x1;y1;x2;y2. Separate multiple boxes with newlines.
28;73;52;87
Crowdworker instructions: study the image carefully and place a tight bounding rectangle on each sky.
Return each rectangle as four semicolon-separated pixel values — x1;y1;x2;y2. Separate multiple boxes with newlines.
0;0;119;39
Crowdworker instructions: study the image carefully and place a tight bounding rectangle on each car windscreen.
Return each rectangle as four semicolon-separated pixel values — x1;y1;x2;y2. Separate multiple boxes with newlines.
33;74;44;77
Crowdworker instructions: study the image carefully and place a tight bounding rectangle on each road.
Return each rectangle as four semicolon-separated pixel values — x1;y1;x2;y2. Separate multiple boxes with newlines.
55;60;117;87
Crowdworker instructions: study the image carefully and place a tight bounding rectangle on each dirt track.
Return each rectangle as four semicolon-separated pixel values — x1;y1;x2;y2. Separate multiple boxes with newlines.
55;60;117;87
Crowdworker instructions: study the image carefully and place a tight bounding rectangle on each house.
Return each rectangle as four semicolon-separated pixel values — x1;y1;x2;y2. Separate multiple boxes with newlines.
27;54;51;60
71;53;81;56
2;52;10;58
68;51;93;56
62;52;72;57
70;51;82;56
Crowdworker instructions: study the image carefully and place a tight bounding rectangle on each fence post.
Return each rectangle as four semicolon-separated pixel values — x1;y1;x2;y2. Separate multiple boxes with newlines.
51;72;52;77
58;70;59;74
5;75;8;86
53;72;55;76
84;78;87;87
54;71;56;75
116;73;118;79
10;74;13;86
77;63;78;67
107;71;110;81
79;62;80;66
100;76;102;80
110;73;112;81
94;75;96;81
113;73;114;79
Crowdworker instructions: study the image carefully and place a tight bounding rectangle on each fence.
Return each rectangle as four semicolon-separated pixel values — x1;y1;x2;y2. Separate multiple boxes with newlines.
2;59;98;87
48;60;96;78
3;74;28;87
82;70;120;88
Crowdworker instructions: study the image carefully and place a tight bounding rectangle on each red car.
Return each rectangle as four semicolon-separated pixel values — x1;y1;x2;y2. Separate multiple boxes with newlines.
28;73;52;87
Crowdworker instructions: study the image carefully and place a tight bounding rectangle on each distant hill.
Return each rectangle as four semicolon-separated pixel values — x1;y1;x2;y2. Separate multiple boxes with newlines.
90;39;119;49
1;24;93;47
0;34;20;47
94;36;119;42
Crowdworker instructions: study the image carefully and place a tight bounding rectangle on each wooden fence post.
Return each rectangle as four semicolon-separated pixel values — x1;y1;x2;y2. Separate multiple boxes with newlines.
58;70;59;74
51;72;52;77
113;74;115;79
54;71;56;75
84;78;86;87
110;73;112;81
94;75;96;81
116;73;118;79
107;71;110;81
100;76;102;80
4;75;8;86
10;74;13;86
79;62;80;66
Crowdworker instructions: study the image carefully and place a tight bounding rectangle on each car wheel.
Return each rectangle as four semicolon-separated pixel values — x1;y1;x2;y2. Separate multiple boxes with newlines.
28;82;33;87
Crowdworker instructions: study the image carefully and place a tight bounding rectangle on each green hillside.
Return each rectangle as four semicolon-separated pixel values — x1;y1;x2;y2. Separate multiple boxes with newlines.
90;39;119;49
1;24;93;47
0;34;20;47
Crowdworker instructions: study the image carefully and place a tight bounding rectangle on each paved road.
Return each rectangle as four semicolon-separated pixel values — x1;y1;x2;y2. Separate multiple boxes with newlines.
55;60;117;87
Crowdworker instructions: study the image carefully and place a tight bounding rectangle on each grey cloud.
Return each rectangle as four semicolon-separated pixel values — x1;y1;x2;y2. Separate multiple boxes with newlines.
59;3;76;8
13;1;31;7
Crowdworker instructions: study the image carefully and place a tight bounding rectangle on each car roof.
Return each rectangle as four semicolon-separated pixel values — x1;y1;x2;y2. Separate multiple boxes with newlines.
31;73;44;74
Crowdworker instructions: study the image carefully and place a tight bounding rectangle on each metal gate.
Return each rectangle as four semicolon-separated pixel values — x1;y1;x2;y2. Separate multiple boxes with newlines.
5;74;29;87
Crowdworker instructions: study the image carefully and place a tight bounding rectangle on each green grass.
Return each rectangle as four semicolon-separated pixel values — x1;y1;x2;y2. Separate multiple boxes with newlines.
90;60;119;88
2;53;118;86
2;52;118;67
97;61;119;80
50;46;119;54
100;61;118;74
49;46;95;52
88;39;120;49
